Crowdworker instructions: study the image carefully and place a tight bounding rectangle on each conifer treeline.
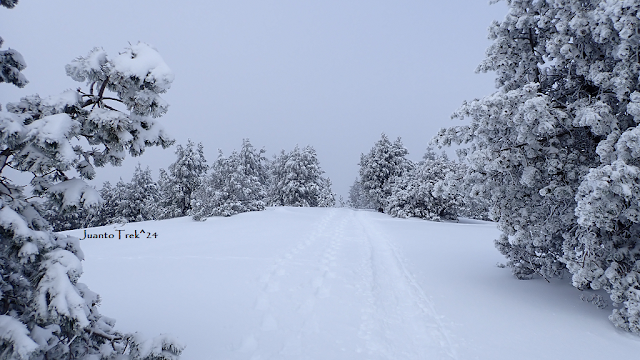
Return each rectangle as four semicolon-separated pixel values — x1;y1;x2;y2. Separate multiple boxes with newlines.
45;134;490;231
348;133;490;221
44;139;336;230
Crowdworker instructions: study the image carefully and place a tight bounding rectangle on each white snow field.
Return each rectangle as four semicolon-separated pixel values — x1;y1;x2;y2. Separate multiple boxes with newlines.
66;207;640;359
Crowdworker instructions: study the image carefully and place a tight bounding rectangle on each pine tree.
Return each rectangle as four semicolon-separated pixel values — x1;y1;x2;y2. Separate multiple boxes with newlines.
156;168;182;220
43;165;159;229
455;166;492;222
434;0;640;334
191;139;268;219
347;178;375;209
118;164;160;223
0;37;184;359
90;180;125;227
384;148;463;221
358;134;411;212
235;138;269;210
157;140;208;218
317;177;336;208
41;195;93;231
269;145;335;207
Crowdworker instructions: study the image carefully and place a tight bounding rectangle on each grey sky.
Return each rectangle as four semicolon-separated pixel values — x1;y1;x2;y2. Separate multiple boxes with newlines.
1;0;507;198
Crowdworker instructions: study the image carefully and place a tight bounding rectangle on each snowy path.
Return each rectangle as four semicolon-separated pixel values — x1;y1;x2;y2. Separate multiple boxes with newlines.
234;208;457;360
74;207;640;360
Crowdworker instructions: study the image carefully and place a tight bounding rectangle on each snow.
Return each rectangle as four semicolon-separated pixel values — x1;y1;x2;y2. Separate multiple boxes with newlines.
87;108;131;128
0;205;47;243
48;178;102;210
24;113;78;164
65;47;108;83
41;90;81;111
18;241;38;262
0;315;39;359
0;111;25;140
129;333;185;360
36;248;90;327
66;207;640;359
111;43;174;92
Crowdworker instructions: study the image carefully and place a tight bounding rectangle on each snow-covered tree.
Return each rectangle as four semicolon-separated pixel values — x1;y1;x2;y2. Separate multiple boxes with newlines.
157;140;208;218
347;178;375;209
191;139;268;219
358;134;411;212
434;0;640;334
0;36;27;89
269;145;335;207
0;1;27;88
156;168;181;220
42;195;93;231
90;180;126;226
118;164;160;223
45;165;159;229
385;148;463;221
0;39;184;358
455;168;492;222
317;177;336;208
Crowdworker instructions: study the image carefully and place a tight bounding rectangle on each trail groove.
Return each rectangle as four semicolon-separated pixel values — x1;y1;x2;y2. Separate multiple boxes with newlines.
235;209;457;360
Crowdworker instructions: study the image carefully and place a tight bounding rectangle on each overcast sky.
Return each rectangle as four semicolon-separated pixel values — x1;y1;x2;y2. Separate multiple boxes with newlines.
1;0;507;198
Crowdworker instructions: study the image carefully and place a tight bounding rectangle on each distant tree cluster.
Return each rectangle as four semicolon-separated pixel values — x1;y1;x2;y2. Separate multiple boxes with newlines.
269;145;335;208
350;134;488;222
44;140;336;228
43;165;162;230
191;139;267;220
434;0;640;335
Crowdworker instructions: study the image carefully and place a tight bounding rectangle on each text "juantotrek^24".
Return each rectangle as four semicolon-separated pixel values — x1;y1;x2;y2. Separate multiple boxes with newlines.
79;229;158;240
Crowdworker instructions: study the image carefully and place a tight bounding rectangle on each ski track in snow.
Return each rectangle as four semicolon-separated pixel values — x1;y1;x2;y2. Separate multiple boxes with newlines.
354;212;458;360
235;209;457;360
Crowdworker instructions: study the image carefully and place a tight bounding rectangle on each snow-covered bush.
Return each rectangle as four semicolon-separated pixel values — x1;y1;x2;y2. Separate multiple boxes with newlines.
385;148;463;221
269;145;335;207
434;0;640;334
358;134;411;212
157;140;208;219
191;139;269;219
0;37;184;358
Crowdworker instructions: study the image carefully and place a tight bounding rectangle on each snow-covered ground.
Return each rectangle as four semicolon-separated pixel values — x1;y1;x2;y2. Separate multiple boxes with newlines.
66;207;640;359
